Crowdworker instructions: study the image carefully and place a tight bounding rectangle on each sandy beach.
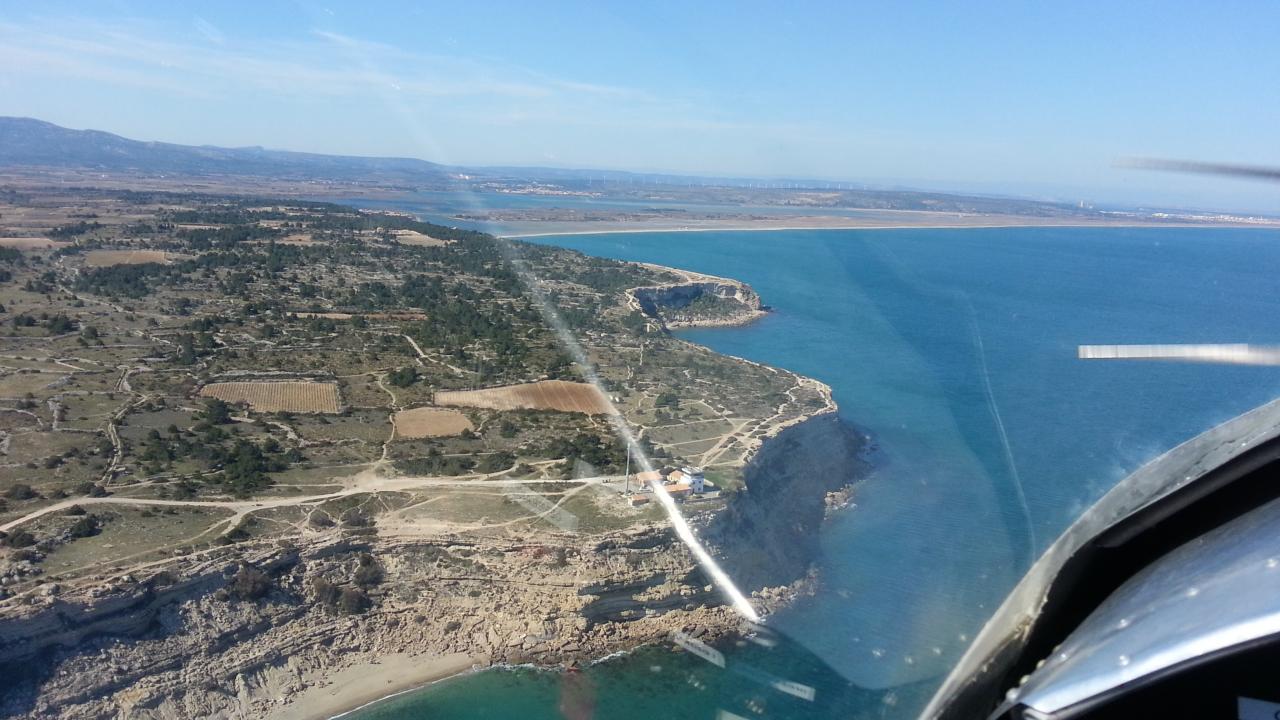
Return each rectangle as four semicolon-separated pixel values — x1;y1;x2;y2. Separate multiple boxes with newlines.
499;218;1275;239
268;652;487;720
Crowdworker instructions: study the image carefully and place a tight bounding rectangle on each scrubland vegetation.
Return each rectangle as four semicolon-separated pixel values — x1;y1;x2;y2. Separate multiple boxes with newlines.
0;187;823;606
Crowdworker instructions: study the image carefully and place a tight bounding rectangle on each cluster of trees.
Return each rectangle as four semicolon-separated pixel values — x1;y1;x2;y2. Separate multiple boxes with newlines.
48;220;102;239
476;451;516;473
676;293;743;319
396;448;476;476
133;400;301;497
526;248;653;294
386;366;418;387
187;315;232;333
71;233;343;300
0;247;22;283
74;262;171;298
164;208;261;225
75;481;110;497
180;224;280;249
398;452;465;474
49;205;600;393
620;310;649;335
302;208;495;247
0;528;36;548
213;439;298;496
569;264;650;293
172;332;216;365
544;432;627;472
200;398;233;425
340;273;551;380
520;242;676;294
301;315;338;334
137;426;192;465
4;483;38;501
22;273;57;294
64;507;102;539
9;312;76;334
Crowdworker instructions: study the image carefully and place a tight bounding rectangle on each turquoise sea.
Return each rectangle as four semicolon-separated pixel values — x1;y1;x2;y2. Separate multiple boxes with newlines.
351;226;1280;719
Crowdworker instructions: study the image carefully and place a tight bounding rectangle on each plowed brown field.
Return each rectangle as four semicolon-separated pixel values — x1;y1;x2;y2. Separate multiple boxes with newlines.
435;380;611;415
84;250;169;266
393;407;474;438
199;381;342;413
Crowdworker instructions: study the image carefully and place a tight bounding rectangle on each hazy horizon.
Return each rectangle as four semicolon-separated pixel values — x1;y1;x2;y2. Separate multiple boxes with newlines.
2;2;1278;213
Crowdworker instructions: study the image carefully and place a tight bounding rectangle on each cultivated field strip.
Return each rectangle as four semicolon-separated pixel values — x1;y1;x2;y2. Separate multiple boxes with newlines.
0;237;64;249
83;249;169;266
392;229;447;246
435;380;612;415
288;311;428;321
199;381;342;413
392;407;474;438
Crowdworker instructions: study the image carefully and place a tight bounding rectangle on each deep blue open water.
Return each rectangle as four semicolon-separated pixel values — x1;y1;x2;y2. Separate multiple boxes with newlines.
351;226;1280;719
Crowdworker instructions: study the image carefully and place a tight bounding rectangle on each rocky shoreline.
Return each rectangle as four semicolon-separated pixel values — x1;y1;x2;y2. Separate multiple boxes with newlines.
0;262;866;720
0;415;864;720
0;415;860;720
626;262;770;330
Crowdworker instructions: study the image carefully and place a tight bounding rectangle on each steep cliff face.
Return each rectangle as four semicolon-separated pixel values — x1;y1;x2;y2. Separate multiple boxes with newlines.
630;279;766;328
0;550;295;668
0;423;867;719
0;529;736;719
706;413;868;590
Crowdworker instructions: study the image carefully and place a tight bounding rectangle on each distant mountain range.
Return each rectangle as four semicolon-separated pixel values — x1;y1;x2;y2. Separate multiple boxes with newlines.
0;116;454;183
0;116;779;189
0;117;1003;193
0;117;1119;217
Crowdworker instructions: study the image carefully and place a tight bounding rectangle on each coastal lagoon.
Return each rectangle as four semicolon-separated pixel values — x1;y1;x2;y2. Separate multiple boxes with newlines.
352;226;1280;719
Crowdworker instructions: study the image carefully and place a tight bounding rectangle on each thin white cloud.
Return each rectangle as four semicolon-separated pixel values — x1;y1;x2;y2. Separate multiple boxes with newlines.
0;18;618;102
0;41;215;99
0;14;835;173
192;16;225;45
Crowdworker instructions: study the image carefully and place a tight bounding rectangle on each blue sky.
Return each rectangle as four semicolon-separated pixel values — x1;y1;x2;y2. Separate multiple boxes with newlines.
1;1;1277;212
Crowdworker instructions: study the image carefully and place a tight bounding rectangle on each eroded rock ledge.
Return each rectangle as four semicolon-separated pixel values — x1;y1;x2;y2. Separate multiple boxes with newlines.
0;528;744;719
627;263;768;329
0;253;863;719
0;410;866;720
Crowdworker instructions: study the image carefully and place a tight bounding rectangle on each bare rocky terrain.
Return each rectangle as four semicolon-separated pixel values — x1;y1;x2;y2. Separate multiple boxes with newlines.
0;187;860;718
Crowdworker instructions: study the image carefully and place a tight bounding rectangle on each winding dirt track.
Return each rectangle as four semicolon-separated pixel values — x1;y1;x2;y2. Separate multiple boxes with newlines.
0;473;616;533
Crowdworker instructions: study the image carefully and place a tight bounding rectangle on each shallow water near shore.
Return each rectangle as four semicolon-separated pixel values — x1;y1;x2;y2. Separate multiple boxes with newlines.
351;226;1280;719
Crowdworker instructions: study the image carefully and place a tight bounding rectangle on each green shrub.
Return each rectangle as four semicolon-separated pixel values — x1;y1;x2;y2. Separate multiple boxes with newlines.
353;553;384;588
4;484;36;501
229;564;272;601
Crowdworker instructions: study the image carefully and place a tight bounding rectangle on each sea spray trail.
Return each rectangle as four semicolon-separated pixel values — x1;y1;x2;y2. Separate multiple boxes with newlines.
350;224;1280;720
963;293;1037;565
870;237;1038;565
